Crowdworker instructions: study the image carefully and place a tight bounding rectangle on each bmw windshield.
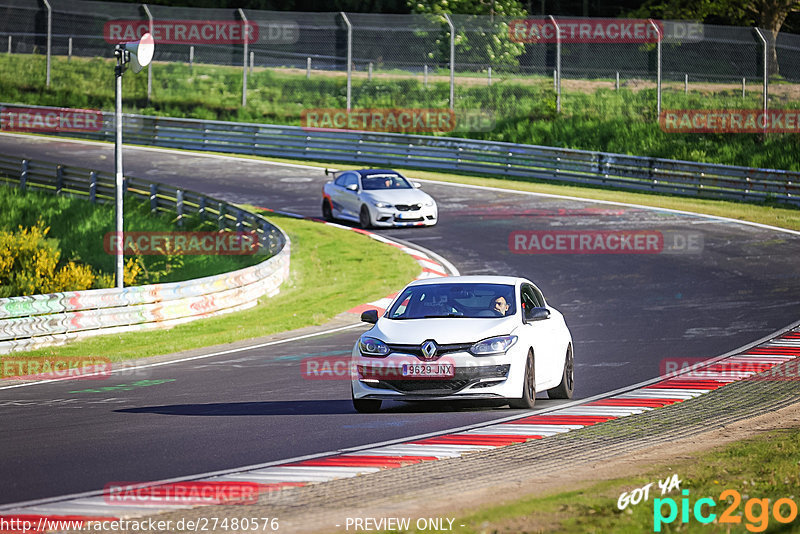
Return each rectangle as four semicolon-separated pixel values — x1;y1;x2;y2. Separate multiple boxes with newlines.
387;283;517;319
361;174;412;190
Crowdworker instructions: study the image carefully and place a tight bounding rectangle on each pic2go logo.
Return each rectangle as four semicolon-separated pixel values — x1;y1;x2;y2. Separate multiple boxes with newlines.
654;489;799;532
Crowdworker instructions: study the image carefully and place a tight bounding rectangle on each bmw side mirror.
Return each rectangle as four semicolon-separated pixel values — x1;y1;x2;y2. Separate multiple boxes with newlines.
524;307;550;322
346;184;358;191
360;309;379;324
412;182;422;188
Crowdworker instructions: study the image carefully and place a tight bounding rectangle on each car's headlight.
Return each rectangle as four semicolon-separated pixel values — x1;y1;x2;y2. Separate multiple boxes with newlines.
423;199;435;207
372;201;393;209
470;335;518;356
359;336;390;357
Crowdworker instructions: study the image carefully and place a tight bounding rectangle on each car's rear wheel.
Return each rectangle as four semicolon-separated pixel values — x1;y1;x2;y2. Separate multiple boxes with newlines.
548;345;574;399
353;398;382;413
509;350;536;409
322;199;333;221
359;205;372;229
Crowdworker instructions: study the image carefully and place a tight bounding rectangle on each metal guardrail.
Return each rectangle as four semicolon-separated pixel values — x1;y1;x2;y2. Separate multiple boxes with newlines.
2;103;798;207
0;151;290;354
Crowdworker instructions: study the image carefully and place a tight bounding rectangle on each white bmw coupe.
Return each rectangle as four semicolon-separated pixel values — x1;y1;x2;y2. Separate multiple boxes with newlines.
321;169;437;228
351;276;574;413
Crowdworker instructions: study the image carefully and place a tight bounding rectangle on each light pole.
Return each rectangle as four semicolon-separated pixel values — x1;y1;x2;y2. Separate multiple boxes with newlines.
114;33;154;288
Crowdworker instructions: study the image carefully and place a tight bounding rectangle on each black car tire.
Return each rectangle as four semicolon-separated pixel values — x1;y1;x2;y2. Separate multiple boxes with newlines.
322;199;333;221
359;205;372;229
509;350;536;409
353;398;382;413
548;345;574;399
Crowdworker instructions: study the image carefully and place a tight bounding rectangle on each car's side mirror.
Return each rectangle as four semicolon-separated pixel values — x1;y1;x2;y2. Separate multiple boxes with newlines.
524;306;550;323
412;182;422;188
360;309;379;324
346;184;358;191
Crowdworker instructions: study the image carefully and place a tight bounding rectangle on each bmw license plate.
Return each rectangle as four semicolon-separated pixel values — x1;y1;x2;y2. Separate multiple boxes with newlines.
402;363;455;378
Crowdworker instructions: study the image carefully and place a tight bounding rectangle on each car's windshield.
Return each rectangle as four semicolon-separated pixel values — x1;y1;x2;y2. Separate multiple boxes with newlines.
361;174;412;190
387;283;517;319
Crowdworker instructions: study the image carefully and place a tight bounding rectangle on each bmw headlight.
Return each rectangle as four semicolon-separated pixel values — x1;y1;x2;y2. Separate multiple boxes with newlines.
470;335;518;356
423;199;435;207
373;201;393;209
359;336;390;357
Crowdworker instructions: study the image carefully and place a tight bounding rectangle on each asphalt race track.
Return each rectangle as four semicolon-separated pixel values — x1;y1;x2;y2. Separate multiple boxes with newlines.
2;134;800;505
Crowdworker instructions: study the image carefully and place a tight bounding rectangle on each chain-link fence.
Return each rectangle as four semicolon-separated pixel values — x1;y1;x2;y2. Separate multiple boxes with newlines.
1;0;798;134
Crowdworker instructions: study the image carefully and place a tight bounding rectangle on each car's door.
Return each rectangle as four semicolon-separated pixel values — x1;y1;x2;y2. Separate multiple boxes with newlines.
519;283;560;387
330;172;359;219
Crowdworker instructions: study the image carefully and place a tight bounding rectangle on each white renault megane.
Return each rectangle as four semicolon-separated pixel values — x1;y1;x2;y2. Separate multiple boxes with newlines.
351;276;574;413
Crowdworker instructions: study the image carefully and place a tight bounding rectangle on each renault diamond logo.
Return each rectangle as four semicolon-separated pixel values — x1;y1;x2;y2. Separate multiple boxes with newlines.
421;340;438;360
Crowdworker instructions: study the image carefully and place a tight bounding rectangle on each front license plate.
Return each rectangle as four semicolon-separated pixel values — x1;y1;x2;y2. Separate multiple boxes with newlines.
402;364;455;378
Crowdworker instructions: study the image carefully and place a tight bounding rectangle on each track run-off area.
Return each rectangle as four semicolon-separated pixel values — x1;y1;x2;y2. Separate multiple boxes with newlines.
1;133;800;520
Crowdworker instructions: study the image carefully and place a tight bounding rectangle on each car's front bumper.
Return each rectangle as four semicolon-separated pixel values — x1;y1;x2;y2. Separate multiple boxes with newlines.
369;205;438;227
351;347;526;401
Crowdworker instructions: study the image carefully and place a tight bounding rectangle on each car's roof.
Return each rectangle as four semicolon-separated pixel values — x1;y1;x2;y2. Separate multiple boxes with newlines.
407;275;524;287
355;169;403;177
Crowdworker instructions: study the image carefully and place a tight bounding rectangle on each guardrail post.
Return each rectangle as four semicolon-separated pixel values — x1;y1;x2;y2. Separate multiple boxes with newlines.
176;189;184;227
122;177;128;195
236;209;244;231
89;171;97;203
55;164;63;194
149;183;158;212
198;196;206;217
218;203;225;229
20;160;28;191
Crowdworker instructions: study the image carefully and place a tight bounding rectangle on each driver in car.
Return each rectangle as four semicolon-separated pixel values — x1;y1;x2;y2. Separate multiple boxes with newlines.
491;296;510;316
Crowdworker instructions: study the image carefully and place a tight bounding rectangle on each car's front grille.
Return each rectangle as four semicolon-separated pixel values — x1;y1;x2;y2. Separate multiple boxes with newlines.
395;204;422;211
386;342;474;361
371;365;510;394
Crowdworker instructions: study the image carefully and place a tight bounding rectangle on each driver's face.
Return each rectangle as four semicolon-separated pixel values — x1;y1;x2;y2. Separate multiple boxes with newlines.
492;297;509;315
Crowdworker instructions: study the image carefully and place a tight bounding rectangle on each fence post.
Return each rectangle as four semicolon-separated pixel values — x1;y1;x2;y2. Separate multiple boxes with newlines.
649;19;662;117
55;164;63;194
20;160;28;190
176;189;184;227
42;0;51;87
306;57;311;79
340;12;352;111
142;4;153;102
444;14;455;110
150;183;158;211
488;66;491;86
189;45;194;70
7;35;10;54
754;27;768;132
68;37;72;62
368;61;372;81
238;8;248;107
250;51;254;74
684;73;688;94
89;171;97;203
742;77;746;98
616;71;619;90
423;64;428;88
549;15;561;113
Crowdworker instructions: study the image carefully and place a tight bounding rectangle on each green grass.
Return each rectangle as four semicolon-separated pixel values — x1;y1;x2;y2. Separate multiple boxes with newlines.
381;427;800;533
3;54;800;171
16;210;420;361
0;185;261;285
